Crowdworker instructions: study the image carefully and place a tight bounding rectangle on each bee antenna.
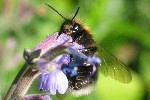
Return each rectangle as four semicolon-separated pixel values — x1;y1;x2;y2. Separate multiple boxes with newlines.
72;7;80;20
45;3;67;20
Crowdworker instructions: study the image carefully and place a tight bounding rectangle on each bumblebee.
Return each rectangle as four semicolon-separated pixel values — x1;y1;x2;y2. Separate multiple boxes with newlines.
45;3;132;96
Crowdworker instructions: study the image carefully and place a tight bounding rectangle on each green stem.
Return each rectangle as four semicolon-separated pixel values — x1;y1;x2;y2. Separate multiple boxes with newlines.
4;63;40;100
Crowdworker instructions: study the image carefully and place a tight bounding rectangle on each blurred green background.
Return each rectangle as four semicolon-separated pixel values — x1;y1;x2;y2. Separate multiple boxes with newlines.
0;0;150;100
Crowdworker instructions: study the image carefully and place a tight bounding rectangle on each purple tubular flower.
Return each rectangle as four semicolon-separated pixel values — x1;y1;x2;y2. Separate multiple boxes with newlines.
36;32;101;95
37;33;84;95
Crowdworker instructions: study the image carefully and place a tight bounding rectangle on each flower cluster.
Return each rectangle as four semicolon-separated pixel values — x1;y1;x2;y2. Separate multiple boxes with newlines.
34;32;100;95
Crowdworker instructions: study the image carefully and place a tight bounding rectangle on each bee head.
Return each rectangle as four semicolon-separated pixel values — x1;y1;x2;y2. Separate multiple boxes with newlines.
59;6;81;39
45;3;81;38
60;19;82;36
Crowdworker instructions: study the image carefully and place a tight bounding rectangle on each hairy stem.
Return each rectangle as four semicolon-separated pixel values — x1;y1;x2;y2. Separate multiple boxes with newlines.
4;63;40;100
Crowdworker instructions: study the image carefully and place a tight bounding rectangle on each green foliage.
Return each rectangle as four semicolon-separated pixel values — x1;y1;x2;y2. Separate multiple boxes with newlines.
0;0;150;100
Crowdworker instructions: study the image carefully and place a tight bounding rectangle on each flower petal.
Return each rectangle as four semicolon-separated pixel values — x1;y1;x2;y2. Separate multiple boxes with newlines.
38;73;45;90
56;33;72;42
49;72;56;95
54;54;70;66
38;70;68;95
87;56;101;65
55;70;68;94
34;33;59;51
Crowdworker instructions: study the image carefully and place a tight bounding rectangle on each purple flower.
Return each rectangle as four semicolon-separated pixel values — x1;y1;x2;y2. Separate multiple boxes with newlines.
36;33;84;95
35;32;101;95
38;70;68;95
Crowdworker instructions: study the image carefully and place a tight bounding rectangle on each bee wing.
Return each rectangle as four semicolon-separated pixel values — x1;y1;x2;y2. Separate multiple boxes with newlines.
97;45;132;83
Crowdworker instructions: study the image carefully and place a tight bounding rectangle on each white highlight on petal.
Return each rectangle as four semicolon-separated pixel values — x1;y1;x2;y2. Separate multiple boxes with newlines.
55;70;68;94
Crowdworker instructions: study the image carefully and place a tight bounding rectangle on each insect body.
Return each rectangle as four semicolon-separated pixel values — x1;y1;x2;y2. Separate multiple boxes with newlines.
45;3;132;96
60;19;99;91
